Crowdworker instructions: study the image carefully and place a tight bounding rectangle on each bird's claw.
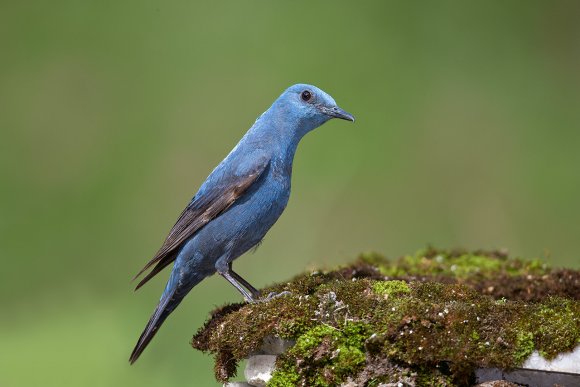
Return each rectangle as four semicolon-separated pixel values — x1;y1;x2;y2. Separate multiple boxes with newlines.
258;290;292;303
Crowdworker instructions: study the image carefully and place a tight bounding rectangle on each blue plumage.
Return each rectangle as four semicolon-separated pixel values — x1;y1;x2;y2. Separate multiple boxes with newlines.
129;84;354;363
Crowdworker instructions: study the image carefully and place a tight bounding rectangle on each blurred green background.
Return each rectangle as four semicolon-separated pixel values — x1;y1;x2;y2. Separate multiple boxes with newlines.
1;1;579;386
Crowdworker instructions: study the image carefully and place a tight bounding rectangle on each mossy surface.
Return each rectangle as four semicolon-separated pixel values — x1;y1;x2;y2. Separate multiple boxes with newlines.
192;248;580;386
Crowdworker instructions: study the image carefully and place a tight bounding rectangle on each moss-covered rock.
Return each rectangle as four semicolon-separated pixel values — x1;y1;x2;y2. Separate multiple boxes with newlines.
192;248;580;386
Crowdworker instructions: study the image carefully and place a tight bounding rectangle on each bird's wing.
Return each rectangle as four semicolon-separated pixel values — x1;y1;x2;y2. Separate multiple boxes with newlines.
133;151;270;289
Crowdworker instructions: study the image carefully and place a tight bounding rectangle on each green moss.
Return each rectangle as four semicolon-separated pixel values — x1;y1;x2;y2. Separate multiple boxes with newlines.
362;248;550;280
292;325;337;353
372;280;410;297
529;297;580;359
415;368;455;387
271;322;370;386
514;332;535;363
268;363;300;387
192;248;580;385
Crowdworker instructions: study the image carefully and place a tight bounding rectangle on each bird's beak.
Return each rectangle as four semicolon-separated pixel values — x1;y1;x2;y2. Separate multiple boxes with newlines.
320;106;355;122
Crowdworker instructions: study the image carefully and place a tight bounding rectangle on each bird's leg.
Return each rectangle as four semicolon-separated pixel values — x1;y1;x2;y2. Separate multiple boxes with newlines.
217;259;290;303
219;271;257;303
216;258;257;302
260;290;292;302
228;262;261;299
227;263;292;302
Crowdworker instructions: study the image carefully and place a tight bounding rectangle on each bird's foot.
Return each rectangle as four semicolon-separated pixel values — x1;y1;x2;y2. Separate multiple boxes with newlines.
258;290;292;303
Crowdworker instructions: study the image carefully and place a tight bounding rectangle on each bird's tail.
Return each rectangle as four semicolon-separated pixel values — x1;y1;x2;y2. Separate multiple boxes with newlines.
129;289;180;364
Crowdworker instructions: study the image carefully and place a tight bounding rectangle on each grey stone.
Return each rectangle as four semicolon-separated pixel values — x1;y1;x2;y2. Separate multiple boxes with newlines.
475;367;580;386
252;335;295;355
475;382;518;387
223;383;253;387
244;355;277;387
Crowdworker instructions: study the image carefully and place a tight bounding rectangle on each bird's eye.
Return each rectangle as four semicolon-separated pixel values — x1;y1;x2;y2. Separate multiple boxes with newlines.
301;90;312;102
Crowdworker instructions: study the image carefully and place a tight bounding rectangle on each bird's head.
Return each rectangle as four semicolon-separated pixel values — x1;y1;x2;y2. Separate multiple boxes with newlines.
274;84;354;135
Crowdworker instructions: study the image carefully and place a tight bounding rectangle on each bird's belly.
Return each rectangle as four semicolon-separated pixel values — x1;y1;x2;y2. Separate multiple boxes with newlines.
188;177;290;264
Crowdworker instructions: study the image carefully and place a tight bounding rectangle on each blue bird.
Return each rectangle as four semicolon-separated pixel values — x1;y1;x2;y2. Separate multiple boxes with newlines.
129;84;354;363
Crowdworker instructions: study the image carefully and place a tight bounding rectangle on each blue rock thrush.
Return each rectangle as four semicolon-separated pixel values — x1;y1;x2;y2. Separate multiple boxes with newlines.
129;84;354;363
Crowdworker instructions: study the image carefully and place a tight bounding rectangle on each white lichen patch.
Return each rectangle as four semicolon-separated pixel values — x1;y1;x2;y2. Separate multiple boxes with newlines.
522;345;580;373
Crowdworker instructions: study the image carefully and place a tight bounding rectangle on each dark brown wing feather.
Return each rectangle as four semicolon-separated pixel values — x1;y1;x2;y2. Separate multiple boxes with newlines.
133;157;269;289
134;251;177;290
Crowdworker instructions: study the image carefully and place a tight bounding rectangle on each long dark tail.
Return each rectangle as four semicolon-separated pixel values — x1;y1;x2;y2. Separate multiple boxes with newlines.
129;290;179;364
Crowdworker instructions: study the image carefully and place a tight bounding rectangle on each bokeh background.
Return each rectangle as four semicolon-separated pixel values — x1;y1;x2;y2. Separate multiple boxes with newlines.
1;1;579;386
